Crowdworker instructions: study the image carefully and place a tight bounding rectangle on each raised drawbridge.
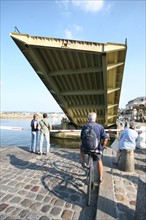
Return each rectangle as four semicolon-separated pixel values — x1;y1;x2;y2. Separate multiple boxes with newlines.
10;32;127;128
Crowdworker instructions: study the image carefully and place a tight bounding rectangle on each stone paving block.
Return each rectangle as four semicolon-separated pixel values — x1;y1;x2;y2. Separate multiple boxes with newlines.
30;201;42;211
15;176;24;181
36;194;44;202
19;209;30;218
54;199;66;207
39;188;49;195
25;191;37;200
2;174;11;179
17;189;27;196
43;195;52;203
30;179;40;185
64;202;72;209
5;206;15;214
61;210;74;220
7;187;19;193
0;185;10;191
26;211;41;220
15;182;26;188
41;204;51;213
9;196;22;204
1;194;13;202
50;197;57;205
0;203;9;211
11;207;21;216
0;180;10;185
39;216;50;220
50;207;63;216
7;180;18;186
24;184;33;190
31;185;40;192
21;198;33;207
23;177;33;183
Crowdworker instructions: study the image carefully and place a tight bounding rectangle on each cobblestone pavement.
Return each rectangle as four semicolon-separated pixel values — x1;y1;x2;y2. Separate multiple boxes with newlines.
0;146;145;220
95;147;146;220
0;146;99;220
111;148;146;220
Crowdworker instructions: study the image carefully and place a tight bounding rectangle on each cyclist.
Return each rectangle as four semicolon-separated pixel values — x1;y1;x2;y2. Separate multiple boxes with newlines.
80;112;108;183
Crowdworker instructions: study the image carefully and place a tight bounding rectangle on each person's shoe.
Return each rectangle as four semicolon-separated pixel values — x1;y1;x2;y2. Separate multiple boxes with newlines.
82;163;89;169
99;178;103;184
34;151;39;154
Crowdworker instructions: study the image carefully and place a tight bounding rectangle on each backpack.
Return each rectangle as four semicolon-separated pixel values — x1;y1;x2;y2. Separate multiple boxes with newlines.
30;119;38;131
81;123;98;152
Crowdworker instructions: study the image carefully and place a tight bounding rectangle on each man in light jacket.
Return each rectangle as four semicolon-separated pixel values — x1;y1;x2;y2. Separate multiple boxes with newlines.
113;121;138;164
38;113;52;156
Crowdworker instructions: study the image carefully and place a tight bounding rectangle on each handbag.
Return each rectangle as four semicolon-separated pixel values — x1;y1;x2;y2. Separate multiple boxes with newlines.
111;139;120;152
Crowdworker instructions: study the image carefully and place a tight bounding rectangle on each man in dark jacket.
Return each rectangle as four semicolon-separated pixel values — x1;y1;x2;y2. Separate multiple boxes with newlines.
30;114;39;153
80;112;108;183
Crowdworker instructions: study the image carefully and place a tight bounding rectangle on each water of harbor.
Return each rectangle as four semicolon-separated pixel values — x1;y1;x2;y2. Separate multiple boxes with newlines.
0;119;80;149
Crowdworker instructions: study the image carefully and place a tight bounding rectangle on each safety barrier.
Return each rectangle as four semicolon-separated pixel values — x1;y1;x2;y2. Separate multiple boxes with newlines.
0;126;144;133
0;126;24;131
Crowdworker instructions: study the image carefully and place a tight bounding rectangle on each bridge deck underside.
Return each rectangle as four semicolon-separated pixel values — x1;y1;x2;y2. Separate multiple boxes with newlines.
10;33;127;128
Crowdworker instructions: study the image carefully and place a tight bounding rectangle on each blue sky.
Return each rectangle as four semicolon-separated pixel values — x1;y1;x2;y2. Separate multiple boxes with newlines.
1;0;145;113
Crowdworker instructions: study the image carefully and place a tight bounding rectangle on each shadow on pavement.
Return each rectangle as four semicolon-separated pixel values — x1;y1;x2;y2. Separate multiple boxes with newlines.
98;195;135;220
8;152;99;219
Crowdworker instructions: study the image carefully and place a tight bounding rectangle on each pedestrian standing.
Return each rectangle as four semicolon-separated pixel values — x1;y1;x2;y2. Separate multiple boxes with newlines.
38;113;52;156
30;114;39;153
113;121;138;164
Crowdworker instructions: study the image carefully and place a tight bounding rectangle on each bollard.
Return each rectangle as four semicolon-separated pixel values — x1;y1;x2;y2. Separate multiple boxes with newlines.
135;175;146;220
118;149;135;172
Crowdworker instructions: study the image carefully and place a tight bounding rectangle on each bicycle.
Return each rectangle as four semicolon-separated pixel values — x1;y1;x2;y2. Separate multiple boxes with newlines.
86;149;105;206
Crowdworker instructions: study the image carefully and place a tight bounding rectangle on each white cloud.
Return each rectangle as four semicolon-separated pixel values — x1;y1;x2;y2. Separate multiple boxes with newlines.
73;24;83;31
64;24;83;39
72;0;104;13
56;0;104;13
64;29;73;39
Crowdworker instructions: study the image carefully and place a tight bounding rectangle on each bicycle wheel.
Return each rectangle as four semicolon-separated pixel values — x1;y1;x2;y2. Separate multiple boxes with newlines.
87;156;94;206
